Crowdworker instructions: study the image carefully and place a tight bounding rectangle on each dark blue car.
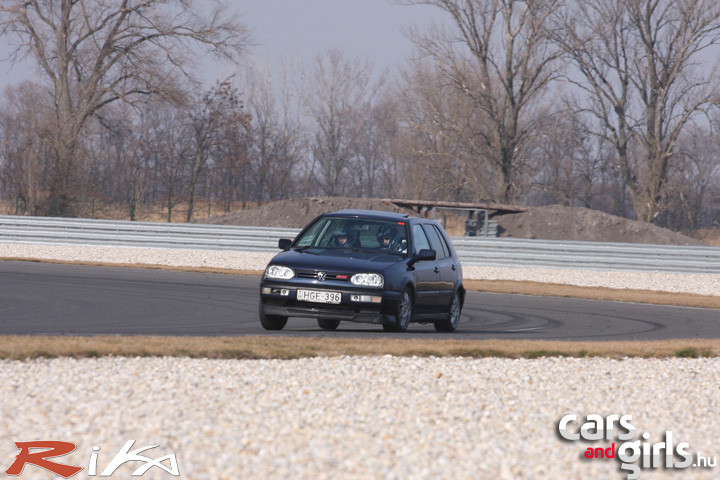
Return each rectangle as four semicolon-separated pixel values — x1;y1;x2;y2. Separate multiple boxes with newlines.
259;209;464;332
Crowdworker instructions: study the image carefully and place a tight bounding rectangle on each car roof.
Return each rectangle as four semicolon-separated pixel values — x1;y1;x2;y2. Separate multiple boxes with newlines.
326;209;411;221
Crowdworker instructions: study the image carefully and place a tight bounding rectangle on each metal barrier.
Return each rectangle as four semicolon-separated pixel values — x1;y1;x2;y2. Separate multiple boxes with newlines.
451;236;720;274
0;215;299;252
1;215;718;274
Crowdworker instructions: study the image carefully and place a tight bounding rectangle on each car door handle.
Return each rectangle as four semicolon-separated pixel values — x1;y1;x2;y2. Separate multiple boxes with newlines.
434;267;439;274
451;264;456;271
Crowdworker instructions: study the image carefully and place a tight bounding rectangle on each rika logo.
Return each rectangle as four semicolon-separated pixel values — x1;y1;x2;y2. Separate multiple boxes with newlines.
4;440;179;478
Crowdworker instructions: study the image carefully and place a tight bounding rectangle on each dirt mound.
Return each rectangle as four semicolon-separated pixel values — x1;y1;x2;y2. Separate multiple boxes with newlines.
201;197;418;228
495;205;704;245
200;197;705;245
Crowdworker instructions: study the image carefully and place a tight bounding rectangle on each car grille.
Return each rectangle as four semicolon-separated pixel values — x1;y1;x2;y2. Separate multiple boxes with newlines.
295;269;351;281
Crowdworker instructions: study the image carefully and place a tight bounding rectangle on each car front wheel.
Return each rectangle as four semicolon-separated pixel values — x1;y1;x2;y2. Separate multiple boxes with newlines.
260;302;288;331
318;319;340;330
384;287;413;332
434;291;461;332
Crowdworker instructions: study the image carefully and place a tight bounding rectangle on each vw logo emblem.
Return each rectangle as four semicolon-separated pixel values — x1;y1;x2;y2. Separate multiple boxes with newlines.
317;271;326;281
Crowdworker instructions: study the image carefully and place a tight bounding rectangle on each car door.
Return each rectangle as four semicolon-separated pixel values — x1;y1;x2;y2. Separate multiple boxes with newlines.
410;223;442;313
423;224;455;307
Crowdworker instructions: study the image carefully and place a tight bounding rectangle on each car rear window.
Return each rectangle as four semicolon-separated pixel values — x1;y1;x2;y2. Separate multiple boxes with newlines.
412;224;431;253
434;225;452;258
424;224;450;259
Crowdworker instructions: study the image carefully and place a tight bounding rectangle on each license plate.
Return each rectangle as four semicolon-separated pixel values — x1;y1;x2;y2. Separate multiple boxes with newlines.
296;289;342;304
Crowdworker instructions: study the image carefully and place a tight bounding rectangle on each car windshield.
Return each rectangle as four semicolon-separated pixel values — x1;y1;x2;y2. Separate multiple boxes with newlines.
294;216;409;255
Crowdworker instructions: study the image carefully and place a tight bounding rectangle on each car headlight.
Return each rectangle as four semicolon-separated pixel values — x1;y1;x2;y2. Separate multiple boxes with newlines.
351;273;384;288
264;265;295;280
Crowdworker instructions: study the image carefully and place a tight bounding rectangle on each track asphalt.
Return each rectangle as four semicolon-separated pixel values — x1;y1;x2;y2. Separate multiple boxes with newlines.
1;261;718;339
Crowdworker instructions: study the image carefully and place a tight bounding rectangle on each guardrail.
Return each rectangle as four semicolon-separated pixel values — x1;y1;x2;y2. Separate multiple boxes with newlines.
1;215;718;275
0;215;298;252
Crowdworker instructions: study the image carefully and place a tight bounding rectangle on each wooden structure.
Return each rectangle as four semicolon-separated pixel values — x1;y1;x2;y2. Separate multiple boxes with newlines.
386;199;528;237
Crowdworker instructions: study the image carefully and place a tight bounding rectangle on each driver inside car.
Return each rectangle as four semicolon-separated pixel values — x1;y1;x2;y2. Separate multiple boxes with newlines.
332;227;357;249
377;225;402;251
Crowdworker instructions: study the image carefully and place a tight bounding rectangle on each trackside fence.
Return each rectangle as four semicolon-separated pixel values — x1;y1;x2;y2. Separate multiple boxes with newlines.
0;215;718;275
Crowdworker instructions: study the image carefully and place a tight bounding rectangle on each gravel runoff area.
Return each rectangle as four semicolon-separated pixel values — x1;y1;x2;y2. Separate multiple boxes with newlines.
1;243;719;296
1;356;719;480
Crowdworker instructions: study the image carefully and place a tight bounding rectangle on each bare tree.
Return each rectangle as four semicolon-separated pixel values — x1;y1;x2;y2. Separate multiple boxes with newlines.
554;0;720;223
135;99;189;222
397;57;493;201
245;61;304;204
0;82;55;215
91;103;149;221
401;0;564;202
0;0;250;215
185;81;251;221
206;80;252;212
215;112;252;211
304;49;381;197
124;132;149;222
351;96;400;198
528;110;615;209
663;123;720;231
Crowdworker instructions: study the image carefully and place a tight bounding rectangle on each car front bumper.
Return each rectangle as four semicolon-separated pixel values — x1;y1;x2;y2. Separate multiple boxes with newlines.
260;281;401;325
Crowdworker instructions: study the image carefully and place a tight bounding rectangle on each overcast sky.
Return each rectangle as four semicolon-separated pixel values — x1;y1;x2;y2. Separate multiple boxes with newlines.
0;0;439;91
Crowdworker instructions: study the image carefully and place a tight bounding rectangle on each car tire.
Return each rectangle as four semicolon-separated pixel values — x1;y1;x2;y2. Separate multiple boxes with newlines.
385;287;413;332
259;303;288;331
434;291;461;332
318;319;340;330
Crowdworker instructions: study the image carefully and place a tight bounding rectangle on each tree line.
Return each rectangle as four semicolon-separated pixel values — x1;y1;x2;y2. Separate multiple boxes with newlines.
0;0;719;232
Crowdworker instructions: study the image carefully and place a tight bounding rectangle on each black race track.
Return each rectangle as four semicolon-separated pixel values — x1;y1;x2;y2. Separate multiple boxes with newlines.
1;260;718;339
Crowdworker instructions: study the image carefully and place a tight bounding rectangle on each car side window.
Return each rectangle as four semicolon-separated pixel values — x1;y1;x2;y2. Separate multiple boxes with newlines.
295;218;330;247
423;224;449;259
431;225;451;258
412;224;431;253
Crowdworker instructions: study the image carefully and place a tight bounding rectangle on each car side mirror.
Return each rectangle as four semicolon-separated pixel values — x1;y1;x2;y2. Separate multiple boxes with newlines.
278;238;292;250
408;248;436;267
417;248;436;261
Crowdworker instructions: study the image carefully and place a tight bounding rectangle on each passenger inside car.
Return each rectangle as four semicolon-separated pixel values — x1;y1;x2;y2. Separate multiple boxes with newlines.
376;225;404;252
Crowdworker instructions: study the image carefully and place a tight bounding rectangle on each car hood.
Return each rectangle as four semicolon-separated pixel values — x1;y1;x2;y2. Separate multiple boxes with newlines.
269;248;405;273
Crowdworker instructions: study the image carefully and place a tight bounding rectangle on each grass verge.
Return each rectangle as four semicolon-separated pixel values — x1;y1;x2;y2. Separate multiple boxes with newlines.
1;336;719;360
